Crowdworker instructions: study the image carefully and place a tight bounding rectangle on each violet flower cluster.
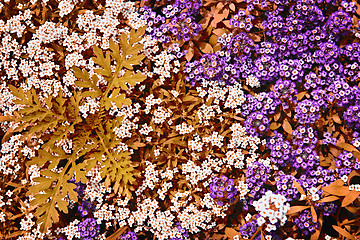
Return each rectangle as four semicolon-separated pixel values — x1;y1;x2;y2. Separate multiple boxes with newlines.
209;175;238;206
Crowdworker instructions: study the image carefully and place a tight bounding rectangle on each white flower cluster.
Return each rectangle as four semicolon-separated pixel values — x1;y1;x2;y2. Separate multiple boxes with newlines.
349;184;360;192
181;160;212;185
246;75;261;88
235;181;249;199
157;182;173;200
135;161;160;194
20;214;35;231
139;123;153;135
176;122;194;135
252;191;290;232
197;104;217;124
0;134;24;176
224;149;245;169
59;0;77;17
188;134;204;152
308;187;320;201
79;97;100;118
144;94;162;114
202;131;224;148
57;219;81;240
152;106;172;124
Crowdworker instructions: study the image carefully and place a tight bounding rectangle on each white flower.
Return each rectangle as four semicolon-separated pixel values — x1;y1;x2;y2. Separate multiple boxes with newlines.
257;216;266;226
245;213;252;221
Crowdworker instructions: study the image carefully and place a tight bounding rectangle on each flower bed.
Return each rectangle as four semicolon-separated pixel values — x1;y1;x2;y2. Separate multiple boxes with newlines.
0;0;360;239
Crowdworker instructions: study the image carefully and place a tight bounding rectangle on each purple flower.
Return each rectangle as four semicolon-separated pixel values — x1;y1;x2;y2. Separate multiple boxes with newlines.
78;218;100;239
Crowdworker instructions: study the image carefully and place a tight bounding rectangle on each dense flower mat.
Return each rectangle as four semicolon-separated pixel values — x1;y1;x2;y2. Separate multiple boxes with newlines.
1;0;360;239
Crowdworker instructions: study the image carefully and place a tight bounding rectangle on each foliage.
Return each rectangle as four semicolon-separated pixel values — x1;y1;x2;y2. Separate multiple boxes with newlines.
2;27;147;232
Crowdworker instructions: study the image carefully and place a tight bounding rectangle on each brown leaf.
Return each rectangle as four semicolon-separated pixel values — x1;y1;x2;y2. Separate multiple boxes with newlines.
283;118;293;135
342;191;360;207
212;14;226;26
345;206;360;214
270;122;281;130
310;206;317;222
213;29;227;36
199;42;213;54
318;196;340;203
225;227;240;239
296;91;307;101
337;142;360;153
293;180;305;195
2;127;14;144
247;33;261;42
286;206;310;215
333;226;355;240
106;226;128;240
332;114;342;124
185;46;194;62
209;35;219;46
229;3;236;11
213;43;222;52
347;170;360;186
329;147;341;158
0;115;15;122
310;229;320;240
223;20;232;28
273;112;281;122
352;151;360;161
322;185;349;196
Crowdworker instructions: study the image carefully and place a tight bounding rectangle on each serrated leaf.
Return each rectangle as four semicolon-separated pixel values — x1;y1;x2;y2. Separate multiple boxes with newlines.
123;54;145;69
62;181;78;202
119;33;129;53
75;80;89;88
125;72;147;86
27;150;56;167
113;94;132;109
38;203;59;232
9;85;25;100
41;170;59;179
129;26;147;45
54;195;69;214
82;90;102;98
27;178;53;197
127;44;143;56
72;66;90;81
30;193;50;207
109;38;121;63
92;45;111;76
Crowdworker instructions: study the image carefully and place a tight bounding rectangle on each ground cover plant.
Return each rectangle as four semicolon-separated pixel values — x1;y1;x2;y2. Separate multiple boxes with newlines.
1;0;360;239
